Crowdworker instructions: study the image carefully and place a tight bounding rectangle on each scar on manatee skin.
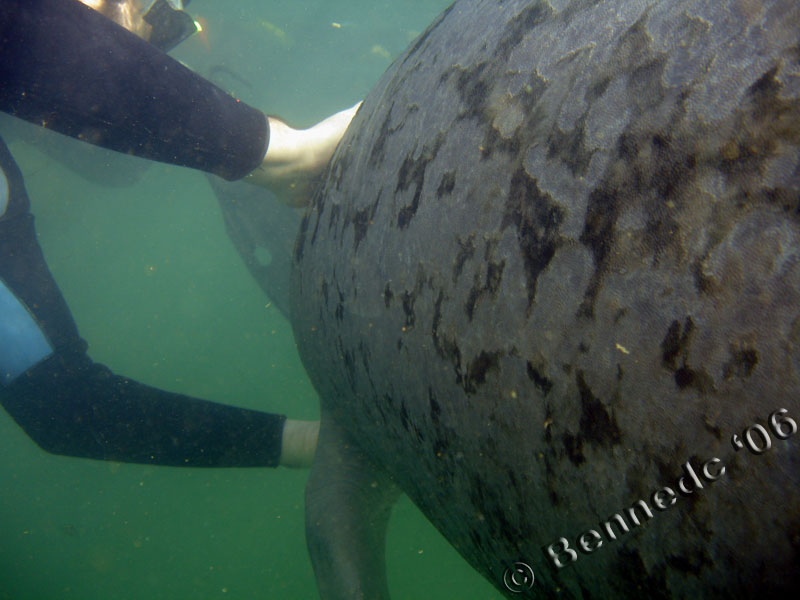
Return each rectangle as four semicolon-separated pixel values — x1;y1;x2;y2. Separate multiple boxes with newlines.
437;171;455;198
395;133;446;230
462;351;501;394
431;291;465;387
383;283;394;308
453;234;476;282
401;290;416;328
525;360;553;396
501;167;564;310
350;197;378;251
575;371;622;447
465;255;506;321
722;344;759;379
660;317;715;392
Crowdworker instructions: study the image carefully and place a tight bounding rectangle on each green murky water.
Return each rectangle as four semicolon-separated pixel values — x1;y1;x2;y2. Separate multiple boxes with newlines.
0;1;503;598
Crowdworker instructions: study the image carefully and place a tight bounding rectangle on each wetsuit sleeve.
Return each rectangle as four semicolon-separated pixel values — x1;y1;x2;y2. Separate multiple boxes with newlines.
1;137;285;467
3;354;288;467
0;0;268;181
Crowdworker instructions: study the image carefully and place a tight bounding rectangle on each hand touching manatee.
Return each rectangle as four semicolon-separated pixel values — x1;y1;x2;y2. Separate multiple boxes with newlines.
246;102;362;207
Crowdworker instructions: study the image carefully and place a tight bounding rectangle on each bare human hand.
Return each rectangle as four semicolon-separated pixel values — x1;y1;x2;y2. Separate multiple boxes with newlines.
245;102;362;207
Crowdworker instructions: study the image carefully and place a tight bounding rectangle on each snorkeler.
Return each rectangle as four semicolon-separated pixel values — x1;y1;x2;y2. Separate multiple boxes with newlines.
0;0;360;207
0;0;356;468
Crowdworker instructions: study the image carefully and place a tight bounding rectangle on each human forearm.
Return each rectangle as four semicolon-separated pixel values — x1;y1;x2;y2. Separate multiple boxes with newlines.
1;350;288;467
0;0;268;180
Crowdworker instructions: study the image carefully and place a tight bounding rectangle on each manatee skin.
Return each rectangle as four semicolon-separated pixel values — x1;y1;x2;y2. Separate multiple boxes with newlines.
292;0;800;598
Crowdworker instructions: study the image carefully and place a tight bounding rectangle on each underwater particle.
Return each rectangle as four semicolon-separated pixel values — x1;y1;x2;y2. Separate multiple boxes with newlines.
331;22;342;29
721;139;740;160
259;20;290;45
370;44;391;60
615;343;630;354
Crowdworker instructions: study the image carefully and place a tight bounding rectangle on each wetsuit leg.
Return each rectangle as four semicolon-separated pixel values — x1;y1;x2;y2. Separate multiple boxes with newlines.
0;137;285;467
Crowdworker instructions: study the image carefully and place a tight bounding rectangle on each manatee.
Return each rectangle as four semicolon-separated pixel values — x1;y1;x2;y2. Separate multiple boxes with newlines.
290;0;800;598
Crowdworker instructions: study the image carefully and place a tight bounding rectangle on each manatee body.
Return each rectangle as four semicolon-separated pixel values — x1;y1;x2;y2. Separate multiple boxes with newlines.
292;0;800;598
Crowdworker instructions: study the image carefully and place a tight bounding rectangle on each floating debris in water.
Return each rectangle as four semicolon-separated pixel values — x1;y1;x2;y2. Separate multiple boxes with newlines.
259;20;290;45
370;44;391;60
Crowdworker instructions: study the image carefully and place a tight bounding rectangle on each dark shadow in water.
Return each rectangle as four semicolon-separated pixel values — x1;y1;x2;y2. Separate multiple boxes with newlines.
206;175;300;323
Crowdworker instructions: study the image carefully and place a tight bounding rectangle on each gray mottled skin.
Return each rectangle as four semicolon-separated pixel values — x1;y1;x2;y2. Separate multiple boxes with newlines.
292;0;800;598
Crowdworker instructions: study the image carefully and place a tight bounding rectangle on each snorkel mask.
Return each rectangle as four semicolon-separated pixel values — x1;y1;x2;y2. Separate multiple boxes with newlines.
78;0;198;51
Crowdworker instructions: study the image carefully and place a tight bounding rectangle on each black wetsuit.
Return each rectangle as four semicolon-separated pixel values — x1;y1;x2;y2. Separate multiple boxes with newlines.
0;0;269;180
0;0;286;467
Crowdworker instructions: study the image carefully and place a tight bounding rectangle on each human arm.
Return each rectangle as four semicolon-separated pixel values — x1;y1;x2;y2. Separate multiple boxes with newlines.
1;135;316;468
0;0;359;206
249;105;361;207
0;0;267;180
